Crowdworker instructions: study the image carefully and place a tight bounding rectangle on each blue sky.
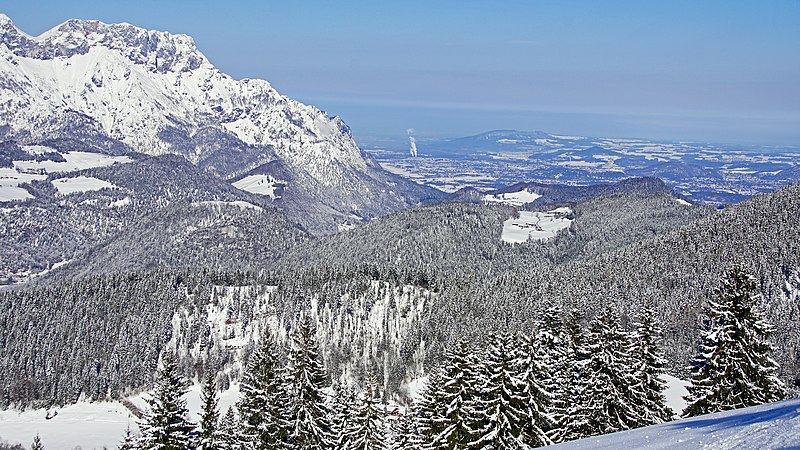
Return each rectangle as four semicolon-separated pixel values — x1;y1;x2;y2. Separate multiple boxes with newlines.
4;0;799;145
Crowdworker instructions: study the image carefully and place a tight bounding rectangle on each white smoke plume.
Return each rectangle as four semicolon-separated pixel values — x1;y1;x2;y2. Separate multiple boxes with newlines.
407;128;418;157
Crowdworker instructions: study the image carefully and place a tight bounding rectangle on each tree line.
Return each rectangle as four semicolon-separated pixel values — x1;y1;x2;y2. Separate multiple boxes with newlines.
100;266;783;450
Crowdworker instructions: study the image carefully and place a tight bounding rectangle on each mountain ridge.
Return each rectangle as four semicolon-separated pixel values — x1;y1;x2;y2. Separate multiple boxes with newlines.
0;13;443;233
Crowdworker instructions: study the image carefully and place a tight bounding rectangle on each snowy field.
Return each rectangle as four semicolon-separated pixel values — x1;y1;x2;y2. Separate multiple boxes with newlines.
12;151;132;174
553;398;800;449
501;208;573;244
232;174;282;199
0;382;241;450
0;150;131;202
484;188;542;207
51;176;118;195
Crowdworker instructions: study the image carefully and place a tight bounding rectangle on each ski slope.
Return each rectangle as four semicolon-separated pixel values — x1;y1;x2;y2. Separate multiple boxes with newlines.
554;398;800;449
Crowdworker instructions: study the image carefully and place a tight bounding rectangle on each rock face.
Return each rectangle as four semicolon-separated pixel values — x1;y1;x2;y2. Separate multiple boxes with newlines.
0;14;442;233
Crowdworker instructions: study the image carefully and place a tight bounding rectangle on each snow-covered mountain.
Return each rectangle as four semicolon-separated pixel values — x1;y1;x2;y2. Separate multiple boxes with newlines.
0;14;442;233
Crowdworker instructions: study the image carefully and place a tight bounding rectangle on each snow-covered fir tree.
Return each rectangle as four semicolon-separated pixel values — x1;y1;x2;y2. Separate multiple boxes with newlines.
684;266;787;417
286;312;334;449
429;339;479;449
138;353;195;450
238;331;289;449
198;373;221;450
553;308;592;443
415;368;448;448
469;334;528;450
30;435;43;450
391;408;421;450
519;333;553;447
331;383;359;448
119;425;137;450
583;308;642;435
217;407;243;450
631;306;674;424
342;375;387;450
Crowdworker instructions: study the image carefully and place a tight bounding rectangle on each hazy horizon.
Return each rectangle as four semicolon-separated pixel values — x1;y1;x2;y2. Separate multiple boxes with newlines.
5;0;799;146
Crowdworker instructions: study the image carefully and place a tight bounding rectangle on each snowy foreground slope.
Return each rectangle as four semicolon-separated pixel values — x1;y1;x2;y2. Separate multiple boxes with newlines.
554;398;800;450
0;376;685;450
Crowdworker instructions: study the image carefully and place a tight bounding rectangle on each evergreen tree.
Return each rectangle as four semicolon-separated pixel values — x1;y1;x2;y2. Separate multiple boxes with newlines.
469;334;528;450
331;383;358;448
198;373;220;450
119;425;137;450
519;333;552;447
286;312;334;449
431;339;479;449
684;266;787;417
414;368;448;448
342;375;387;450
138;353;195;450
582;308;641;436
391;408;421;450
238;332;289;449
553;308;592;443
631;307;673;424
30;435;43;450
217;407;243;450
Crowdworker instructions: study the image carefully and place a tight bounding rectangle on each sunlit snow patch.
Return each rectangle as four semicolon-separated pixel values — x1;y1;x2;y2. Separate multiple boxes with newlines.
109;196;131;208
484;188;542;207
553;397;800;449
501;207;573;244
0;382;242;450
232;174;282;199
51;176;118;195
14;151;132;174
0;185;34;201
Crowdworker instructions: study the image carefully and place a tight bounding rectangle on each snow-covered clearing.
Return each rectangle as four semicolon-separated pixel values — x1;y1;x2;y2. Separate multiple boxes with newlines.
662;374;690;418
484;188;542;207
13;151;132;174
0;382;241;450
232;174;282;199
501;208;573;243
553;398;800;449
109;196;131;208
0;400;135;450
1;150;131;202
0;185;34;201
51;176;118;195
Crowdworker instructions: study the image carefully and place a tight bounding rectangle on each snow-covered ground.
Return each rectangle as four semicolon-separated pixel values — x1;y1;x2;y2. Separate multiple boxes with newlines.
0;382;241;450
0;185;34;202
13;151;132;174
553;398;800;449
484;188;542;206
232;174;282;199
501;208;573;244
0;375;689;449
51;175;118;195
0;150;131;202
662;374;690;418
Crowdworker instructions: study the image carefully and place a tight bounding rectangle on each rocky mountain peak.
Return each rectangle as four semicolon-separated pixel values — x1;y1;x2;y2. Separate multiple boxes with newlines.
0;16;205;73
